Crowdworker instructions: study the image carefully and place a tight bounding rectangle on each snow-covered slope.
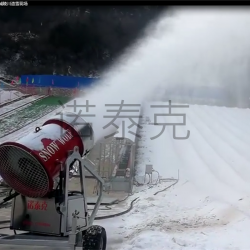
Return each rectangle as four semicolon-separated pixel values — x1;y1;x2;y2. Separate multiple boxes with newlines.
116;102;250;250
0;95;39;115
1;101;250;249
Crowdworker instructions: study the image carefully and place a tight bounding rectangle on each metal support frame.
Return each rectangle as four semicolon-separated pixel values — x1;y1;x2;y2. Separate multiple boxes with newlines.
94;139;135;194
0;148;105;250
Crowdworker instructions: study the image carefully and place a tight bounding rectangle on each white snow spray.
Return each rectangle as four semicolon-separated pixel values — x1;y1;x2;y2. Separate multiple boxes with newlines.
66;7;250;141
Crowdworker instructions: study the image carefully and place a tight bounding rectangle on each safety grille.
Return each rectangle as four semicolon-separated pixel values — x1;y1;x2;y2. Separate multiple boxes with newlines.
0;145;49;198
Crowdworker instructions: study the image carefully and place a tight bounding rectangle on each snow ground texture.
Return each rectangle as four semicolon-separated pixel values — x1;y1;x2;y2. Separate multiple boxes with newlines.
0;89;24;104
1;101;250;249
113;103;250;250
0;95;40;115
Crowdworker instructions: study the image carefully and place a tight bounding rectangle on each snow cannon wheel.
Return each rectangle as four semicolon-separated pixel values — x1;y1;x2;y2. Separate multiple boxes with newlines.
82;225;107;250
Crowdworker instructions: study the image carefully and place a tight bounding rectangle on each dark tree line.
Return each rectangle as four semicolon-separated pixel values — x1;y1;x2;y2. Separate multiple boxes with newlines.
0;6;166;77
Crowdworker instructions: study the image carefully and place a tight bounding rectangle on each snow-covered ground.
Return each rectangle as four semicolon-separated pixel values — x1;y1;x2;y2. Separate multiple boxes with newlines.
0;95;40;115
94;102;250;250
0;103;63;143
1;101;250;249
0;89;24;104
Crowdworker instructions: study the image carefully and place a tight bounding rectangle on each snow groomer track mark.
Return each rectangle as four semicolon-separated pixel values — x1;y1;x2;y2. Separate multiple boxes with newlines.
0;96;72;139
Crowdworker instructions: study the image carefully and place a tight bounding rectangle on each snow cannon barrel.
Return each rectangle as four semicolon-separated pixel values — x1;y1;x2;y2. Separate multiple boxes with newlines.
0;111;94;198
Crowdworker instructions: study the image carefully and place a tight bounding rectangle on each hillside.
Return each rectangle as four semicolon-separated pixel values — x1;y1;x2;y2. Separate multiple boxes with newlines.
0;6;166;77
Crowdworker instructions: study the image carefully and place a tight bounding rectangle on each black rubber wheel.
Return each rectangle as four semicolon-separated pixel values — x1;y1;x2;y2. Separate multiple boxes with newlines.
82;225;107;250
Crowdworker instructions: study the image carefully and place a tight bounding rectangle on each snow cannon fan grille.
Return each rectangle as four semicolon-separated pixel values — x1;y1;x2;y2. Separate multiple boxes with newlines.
0;145;49;198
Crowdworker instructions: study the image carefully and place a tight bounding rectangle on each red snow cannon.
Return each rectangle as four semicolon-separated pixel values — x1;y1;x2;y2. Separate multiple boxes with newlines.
0;111;94;198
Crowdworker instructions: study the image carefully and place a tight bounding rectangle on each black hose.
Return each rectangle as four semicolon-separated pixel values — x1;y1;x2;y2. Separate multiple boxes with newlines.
154;179;179;195
0;192;19;206
88;180;180;220
0;179;179;229
0;191;19;230
95;197;139;220
0;190;11;197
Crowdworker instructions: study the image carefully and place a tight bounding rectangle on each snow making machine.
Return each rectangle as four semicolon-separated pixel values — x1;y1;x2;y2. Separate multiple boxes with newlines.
0;111;107;249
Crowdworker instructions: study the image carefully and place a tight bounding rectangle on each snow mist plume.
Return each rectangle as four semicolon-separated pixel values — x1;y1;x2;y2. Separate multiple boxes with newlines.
67;7;250;141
